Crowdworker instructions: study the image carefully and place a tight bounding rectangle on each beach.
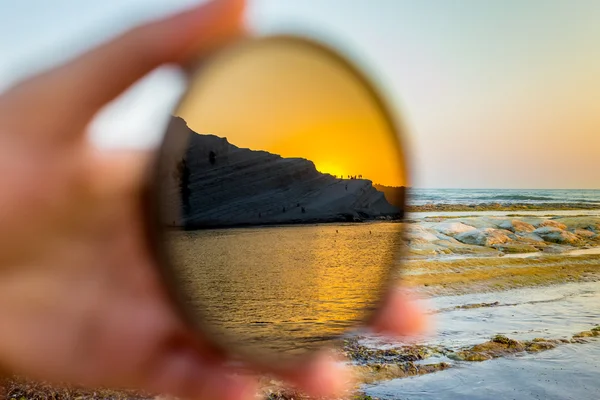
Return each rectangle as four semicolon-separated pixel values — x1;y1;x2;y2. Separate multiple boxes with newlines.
355;208;599;399
264;189;600;399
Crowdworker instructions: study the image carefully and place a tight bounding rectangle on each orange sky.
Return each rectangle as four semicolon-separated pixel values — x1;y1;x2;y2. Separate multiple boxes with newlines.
176;39;407;187
6;1;599;188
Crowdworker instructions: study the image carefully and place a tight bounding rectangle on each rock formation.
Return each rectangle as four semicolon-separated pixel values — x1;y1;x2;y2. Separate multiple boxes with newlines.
404;215;600;257
455;228;512;247
159;116;402;228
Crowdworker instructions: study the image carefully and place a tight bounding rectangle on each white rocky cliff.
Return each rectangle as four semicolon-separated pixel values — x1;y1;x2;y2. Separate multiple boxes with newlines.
159;117;401;228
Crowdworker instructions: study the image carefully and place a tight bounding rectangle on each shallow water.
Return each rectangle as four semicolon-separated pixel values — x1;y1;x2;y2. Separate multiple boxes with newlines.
361;281;600;350
503;246;600;259
166;222;403;353
366;341;600;400
360;281;600;399
424;281;600;348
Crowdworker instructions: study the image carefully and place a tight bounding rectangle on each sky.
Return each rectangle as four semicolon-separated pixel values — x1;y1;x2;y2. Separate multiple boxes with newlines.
177;38;406;186
1;0;599;189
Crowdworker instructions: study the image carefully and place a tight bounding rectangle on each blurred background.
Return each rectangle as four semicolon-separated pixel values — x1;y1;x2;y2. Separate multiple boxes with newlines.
1;0;599;188
2;3;600;399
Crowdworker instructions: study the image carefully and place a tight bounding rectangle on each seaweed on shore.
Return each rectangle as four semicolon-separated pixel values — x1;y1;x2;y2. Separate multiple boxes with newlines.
342;325;600;383
573;325;600;339
450;335;559;361
352;362;451;385
342;338;444;365
450;328;600;362
264;389;378;400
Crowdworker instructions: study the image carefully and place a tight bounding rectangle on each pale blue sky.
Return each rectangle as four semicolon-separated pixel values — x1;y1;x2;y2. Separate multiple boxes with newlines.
1;0;599;188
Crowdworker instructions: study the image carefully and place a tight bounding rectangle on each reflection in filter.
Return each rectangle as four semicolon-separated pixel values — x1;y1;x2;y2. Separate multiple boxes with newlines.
158;115;406;353
155;37;407;354
168;224;402;353
160;116;405;229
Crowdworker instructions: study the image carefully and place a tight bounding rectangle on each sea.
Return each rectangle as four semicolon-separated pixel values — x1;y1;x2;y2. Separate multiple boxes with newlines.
376;188;600;399
408;188;600;207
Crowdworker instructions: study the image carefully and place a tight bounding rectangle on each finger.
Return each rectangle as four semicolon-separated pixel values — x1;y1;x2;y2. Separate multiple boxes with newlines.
286;351;354;399
256;350;354;399
147;345;257;400
370;288;430;337
0;0;246;141
89;290;253;400
83;148;155;201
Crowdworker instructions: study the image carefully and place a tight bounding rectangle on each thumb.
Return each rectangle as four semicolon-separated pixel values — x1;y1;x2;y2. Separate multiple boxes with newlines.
84;148;154;202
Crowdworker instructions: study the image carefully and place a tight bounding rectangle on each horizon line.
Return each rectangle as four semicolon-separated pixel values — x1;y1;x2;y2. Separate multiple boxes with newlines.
409;187;600;191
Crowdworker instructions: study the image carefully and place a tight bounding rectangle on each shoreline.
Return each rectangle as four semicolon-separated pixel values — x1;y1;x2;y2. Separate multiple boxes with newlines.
408;202;599;212
165;203;600;231
167;215;403;231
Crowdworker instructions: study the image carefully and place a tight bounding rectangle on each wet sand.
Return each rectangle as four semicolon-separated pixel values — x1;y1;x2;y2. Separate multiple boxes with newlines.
366;341;600;400
402;253;600;296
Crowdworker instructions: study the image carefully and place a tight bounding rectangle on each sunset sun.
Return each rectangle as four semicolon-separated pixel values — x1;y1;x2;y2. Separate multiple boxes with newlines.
314;162;346;179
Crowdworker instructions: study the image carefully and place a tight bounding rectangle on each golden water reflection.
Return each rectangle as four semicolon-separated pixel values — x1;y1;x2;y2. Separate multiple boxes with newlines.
168;222;403;354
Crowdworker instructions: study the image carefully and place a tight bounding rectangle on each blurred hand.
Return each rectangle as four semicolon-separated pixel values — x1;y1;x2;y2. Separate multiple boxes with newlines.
0;1;426;399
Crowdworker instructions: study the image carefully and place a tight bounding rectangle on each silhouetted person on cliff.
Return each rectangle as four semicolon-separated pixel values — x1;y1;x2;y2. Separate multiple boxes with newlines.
209;150;216;165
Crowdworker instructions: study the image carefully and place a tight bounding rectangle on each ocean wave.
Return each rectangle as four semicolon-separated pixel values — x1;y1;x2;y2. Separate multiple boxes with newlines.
487;194;557;201
408;199;600;206
407;189;600;206
486;195;600;203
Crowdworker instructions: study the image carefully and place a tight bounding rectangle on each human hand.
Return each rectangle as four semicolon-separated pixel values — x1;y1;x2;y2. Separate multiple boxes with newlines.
0;1;426;398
